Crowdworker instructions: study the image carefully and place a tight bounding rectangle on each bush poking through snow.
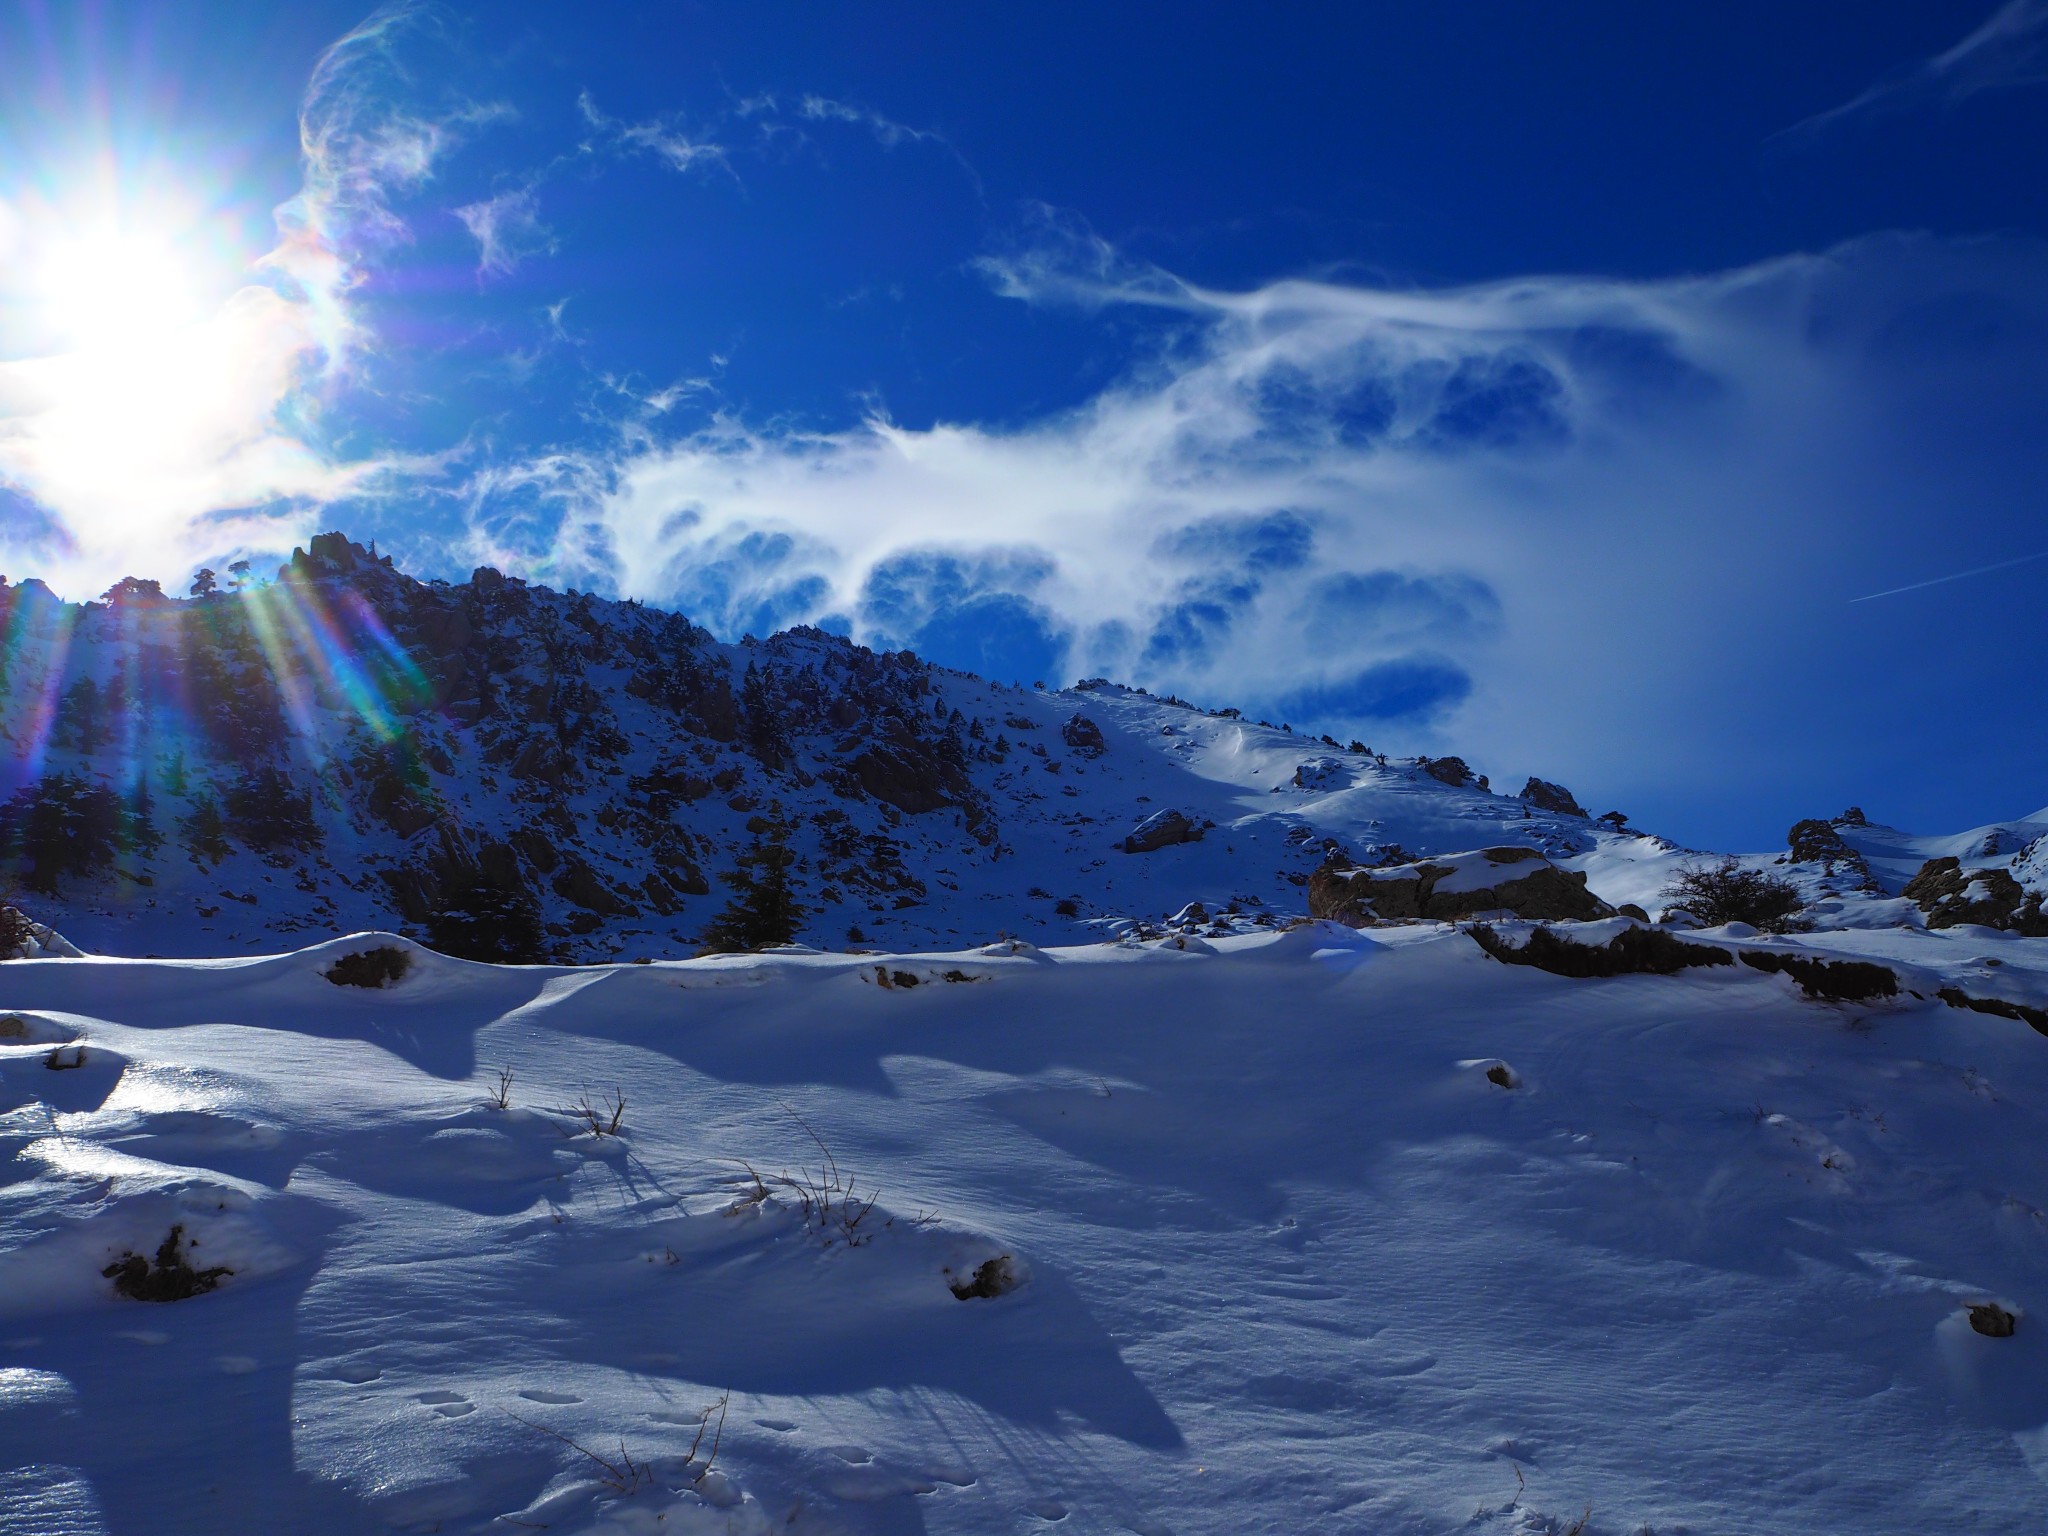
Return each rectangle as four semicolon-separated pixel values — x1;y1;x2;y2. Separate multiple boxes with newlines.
102;1225;232;1302
504;1413;657;1496
1737;950;1898;1002
324;945;412;988
726;1105;932;1248
1660;858;1804;932
1468;923;1736;978
568;1088;627;1137
947;1255;1020;1300
485;1067;514;1110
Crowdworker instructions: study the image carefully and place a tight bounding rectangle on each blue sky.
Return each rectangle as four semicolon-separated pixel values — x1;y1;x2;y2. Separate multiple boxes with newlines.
0;2;2045;849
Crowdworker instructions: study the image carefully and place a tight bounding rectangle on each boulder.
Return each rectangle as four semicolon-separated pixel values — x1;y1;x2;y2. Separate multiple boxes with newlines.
1121;808;1207;854
1061;713;1107;757
1518;777;1587;818
1420;756;1473;787
1904;857;2048;935
1309;846;1613;925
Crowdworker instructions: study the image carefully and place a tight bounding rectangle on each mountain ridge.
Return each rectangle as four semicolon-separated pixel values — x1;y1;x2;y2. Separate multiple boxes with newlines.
0;531;2041;960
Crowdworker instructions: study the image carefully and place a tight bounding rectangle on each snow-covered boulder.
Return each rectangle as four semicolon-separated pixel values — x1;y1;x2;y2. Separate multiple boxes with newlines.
1292;757;1348;791
1309;846;1613;925
1120;808;1207;854
1903;857;2048;934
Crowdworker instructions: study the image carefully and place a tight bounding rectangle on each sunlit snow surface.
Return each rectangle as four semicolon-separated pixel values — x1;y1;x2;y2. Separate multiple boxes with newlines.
4;924;2048;1533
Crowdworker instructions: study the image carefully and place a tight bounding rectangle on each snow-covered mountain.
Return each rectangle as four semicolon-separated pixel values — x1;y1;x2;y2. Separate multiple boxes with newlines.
5;532;2041;960
7;535;2048;1534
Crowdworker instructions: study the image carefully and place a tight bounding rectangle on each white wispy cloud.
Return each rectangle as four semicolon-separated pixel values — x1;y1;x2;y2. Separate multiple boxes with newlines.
1782;0;2048;138
577;91;727;176
797;94;941;149
461;227;2048;805
453;186;554;277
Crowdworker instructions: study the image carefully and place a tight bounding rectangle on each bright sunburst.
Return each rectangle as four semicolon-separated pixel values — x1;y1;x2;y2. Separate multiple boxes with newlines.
32;221;209;350
0;157;362;592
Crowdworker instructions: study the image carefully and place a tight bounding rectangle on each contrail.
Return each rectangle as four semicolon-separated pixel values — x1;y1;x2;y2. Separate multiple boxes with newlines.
1849;549;2048;603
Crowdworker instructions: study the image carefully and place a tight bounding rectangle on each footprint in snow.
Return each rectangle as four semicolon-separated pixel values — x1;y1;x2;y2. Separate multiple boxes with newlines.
517;1389;581;1404
330;1361;381;1384
753;1417;798;1432
1024;1499;1069;1521
415;1390;474;1417
824;1444;872;1463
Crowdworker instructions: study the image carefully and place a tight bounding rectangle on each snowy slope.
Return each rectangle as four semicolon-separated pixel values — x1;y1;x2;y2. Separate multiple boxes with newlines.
5;923;2048;1534
3;533;2042;963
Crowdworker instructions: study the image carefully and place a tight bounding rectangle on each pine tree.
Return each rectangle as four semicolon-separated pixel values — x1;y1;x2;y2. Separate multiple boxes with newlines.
699;811;806;953
427;871;547;963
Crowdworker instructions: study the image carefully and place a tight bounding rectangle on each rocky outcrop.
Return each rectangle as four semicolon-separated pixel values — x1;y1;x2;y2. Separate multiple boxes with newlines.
1904;857;2048;935
1310;846;1612;925
1518;778;1587;818
1121;808;1208;854
1419;756;1474;788
1061;713;1107;757
1785;818;1876;888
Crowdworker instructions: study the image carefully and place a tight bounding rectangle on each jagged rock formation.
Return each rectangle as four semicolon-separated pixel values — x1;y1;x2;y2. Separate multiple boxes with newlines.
1519;777;1587;818
1309;847;1612;925
1785;818;1877;889
1904;857;2048;935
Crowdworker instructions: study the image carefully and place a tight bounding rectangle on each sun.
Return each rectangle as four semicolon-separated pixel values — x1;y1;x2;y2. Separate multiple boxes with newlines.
34;220;209;350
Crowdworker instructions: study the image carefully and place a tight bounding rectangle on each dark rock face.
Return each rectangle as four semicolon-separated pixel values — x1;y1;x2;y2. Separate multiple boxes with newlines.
1309;846;1613;925
1121;808;1207;854
1518;777;1587;818
1420;756;1473;787
1785;818;1875;885
1061;713;1107;757
1905;858;2048;934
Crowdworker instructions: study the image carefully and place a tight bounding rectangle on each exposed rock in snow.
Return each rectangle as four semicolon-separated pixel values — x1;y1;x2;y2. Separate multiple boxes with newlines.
1120;807;1207;853
1904;857;2048;934
1310;846;1613;924
1518;776;1587;817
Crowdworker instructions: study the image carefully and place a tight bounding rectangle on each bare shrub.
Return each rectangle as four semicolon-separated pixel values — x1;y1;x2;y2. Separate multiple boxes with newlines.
485;1067;514;1110
567;1088;626;1137
726;1105;934;1248
325;946;412;988
1661;857;1803;932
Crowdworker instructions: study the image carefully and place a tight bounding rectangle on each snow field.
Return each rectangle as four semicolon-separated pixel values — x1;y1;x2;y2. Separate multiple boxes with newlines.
2;924;2047;1532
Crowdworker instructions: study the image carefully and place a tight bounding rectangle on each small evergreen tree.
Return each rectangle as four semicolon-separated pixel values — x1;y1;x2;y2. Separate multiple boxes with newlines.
426;871;547;963
0;773;137;892
179;795;231;864
699;811;806;953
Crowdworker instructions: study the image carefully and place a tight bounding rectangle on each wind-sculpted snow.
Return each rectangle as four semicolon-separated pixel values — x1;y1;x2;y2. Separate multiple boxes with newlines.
4;923;2048;1532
